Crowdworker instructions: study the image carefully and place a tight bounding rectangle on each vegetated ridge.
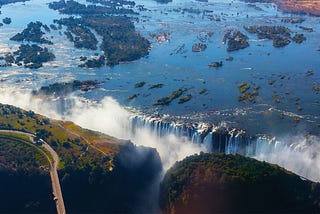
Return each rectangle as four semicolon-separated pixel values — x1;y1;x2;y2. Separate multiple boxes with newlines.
160;153;320;214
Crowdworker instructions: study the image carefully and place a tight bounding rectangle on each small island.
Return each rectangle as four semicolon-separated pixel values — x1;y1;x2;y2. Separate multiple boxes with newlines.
32;80;102;97
10;21;53;45
2;17;11;24
154;88;187;106
0;44;55;69
244;25;306;47
223;30;249;51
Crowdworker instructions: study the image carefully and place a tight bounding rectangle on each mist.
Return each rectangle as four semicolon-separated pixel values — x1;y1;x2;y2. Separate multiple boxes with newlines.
1;87;320;182
0;87;204;170
252;135;320;182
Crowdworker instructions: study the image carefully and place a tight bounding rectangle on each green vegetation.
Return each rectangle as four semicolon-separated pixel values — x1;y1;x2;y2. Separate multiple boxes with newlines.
33;80;102;97
273;94;281;103
273;36;291;47
0;132;49;171
292;33;307;44
161;153;320;214
0;44;55;69
238;83;250;93
198;88;207;94
50;0;150;66
15;44;55;69
49;0;136;15
127;94;139;100
208;61;223;68
0;103;119;172
0;133;54;213
244;25;296;48
149;83;164;89
2;17;12;25
63;22;98;50
313;84;319;94
0;104;162;213
238;84;260;103
192;43;207;52
223;30;249;51
134;81;146;88
154;88;188;105
178;94;192;104
281;17;305;23
79;55;105;68
10;21;52;44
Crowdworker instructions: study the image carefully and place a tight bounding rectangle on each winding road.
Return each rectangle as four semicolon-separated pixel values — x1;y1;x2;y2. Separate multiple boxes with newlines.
0;130;66;214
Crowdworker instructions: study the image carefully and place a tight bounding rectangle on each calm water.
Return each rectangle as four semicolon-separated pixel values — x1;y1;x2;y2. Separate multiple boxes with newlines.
0;0;320;136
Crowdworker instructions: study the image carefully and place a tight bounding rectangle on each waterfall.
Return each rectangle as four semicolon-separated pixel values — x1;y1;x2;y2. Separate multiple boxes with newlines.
129;116;320;182
0;89;319;181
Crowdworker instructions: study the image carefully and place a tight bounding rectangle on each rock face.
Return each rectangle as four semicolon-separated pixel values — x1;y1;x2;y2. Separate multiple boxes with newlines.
160;153;320;214
0;133;55;213
61;142;163;213
0;104;163;213
0;169;55;213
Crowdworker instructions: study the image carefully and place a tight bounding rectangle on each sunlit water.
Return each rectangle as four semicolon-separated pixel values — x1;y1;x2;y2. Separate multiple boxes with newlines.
0;0;320;179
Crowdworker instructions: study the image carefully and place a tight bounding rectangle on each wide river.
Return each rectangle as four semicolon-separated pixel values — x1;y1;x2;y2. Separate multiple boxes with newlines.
0;0;320;179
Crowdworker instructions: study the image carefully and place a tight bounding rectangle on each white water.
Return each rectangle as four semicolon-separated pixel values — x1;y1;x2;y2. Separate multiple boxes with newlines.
1;88;320;181
0;88;204;170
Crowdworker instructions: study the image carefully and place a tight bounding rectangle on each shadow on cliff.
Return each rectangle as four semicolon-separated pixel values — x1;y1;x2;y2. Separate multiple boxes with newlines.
61;142;163;213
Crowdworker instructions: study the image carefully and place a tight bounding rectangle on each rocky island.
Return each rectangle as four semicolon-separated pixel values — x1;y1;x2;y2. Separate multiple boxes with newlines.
223;30;249;51
2;17;11;25
0;44;55;69
244;25;306;47
154;88;188;106
32;80;103;97
59;18;98;50
10;21;53;45
50;0;150;66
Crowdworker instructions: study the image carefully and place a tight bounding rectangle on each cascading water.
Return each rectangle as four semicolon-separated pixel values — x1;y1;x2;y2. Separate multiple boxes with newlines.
129;115;320;182
0;89;319;181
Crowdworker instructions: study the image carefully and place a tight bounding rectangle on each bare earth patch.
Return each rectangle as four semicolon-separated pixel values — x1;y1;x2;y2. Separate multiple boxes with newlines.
277;0;320;16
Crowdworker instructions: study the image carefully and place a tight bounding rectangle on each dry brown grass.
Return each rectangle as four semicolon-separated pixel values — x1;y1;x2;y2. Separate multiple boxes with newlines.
277;0;320;16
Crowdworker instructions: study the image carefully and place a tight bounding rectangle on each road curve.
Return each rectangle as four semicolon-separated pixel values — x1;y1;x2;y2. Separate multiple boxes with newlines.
0;130;66;214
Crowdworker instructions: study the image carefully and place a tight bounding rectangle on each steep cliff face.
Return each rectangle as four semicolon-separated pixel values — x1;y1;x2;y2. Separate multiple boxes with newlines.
0;169;55;213
0;103;163;213
0;132;55;213
160;153;320;214
60;142;163;213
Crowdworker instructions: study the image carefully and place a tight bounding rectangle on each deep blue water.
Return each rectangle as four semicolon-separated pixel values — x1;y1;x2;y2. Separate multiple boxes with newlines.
0;0;319;135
